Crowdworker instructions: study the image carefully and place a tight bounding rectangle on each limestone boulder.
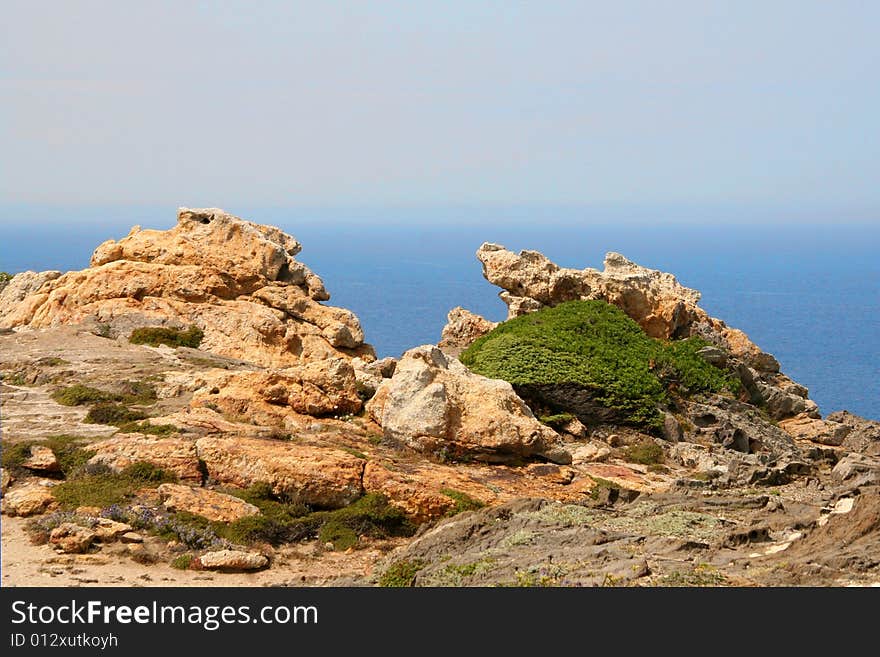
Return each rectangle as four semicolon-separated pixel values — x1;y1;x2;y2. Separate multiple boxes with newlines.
367;345;570;465
157;483;260;522
198;549;268;571
1;483;56;516
22;445;60;472
195;436;365;508
192;357;362;423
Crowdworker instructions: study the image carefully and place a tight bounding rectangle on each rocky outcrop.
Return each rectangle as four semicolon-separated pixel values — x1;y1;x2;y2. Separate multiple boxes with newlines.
0;208;374;368
475;243;818;421
438;307;497;355
195;436;365;508
0;270;62;310
828;411;880;456
779;413;850;446
157;484;261;522
367;346;570;465
87;435;203;483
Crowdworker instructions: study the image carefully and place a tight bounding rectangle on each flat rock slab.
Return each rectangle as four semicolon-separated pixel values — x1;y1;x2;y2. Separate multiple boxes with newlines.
198;549;268;571
158;483;260;522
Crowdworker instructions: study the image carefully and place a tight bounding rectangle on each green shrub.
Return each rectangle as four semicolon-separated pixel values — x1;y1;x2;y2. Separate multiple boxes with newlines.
218;488;415;547
538;413;576;428
171;554;197;570
52;384;119;406
0;271;12;290
129;326;204;349
84;403;148;426
117;421;178;436
318;520;359;551
379;560;425;587
121;461;177;483
623;439;664;465
441;489;485;516
460;300;740;431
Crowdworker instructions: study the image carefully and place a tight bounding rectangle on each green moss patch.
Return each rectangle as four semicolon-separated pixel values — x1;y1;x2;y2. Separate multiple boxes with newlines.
129;326;204;349
52;384;119;406
460;300;740;430
622;439;664;465
117;421;178;436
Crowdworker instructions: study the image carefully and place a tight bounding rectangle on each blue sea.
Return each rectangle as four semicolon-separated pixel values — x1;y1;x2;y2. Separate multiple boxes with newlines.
1;205;877;420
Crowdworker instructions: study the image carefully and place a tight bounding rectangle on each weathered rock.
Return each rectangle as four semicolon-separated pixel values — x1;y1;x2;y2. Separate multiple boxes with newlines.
195;436;365;508
22;445;60;472
828;411;880;456
193;358;362;422
91;518;133;541
0;468;11;496
438;307;497;355
662;413;683;443
779;413;850;446
1;483;56;516
367;345;570;465
198;549;268;571
87;435;202;482
49;523;96;553
0;270;62;310
0;208;374;368
120;532;144;544
352;356;397;398
832;453;880;485
157;483;260;522
682;397;797;458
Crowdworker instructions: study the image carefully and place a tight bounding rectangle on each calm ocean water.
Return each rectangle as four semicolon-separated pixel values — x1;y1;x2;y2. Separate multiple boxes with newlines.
1;205;877;420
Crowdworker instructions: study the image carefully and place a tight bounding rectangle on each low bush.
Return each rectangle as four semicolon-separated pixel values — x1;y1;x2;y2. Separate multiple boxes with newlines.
129;326;204;349
84;403;148;426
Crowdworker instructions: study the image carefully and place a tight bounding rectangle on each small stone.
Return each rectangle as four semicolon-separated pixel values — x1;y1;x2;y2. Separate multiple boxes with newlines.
92;518;133;541
198;549;268;571
121;532;144;544
75;506;103;517
49;523;96;554
22;445;60;472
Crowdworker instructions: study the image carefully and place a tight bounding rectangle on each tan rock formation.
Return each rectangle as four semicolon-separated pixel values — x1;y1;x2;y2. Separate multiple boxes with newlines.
438;307;497;355
0;208;374;368
192;357;362;423
157;483;260;522
367;345;570;465
1;484;57;516
22;445;60;472
49;523;96;553
195;436;364;508
87;435;202;482
779;413;850;446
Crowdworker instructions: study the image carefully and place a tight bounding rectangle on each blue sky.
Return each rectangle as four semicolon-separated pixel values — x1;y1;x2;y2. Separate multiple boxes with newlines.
1;1;878;213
